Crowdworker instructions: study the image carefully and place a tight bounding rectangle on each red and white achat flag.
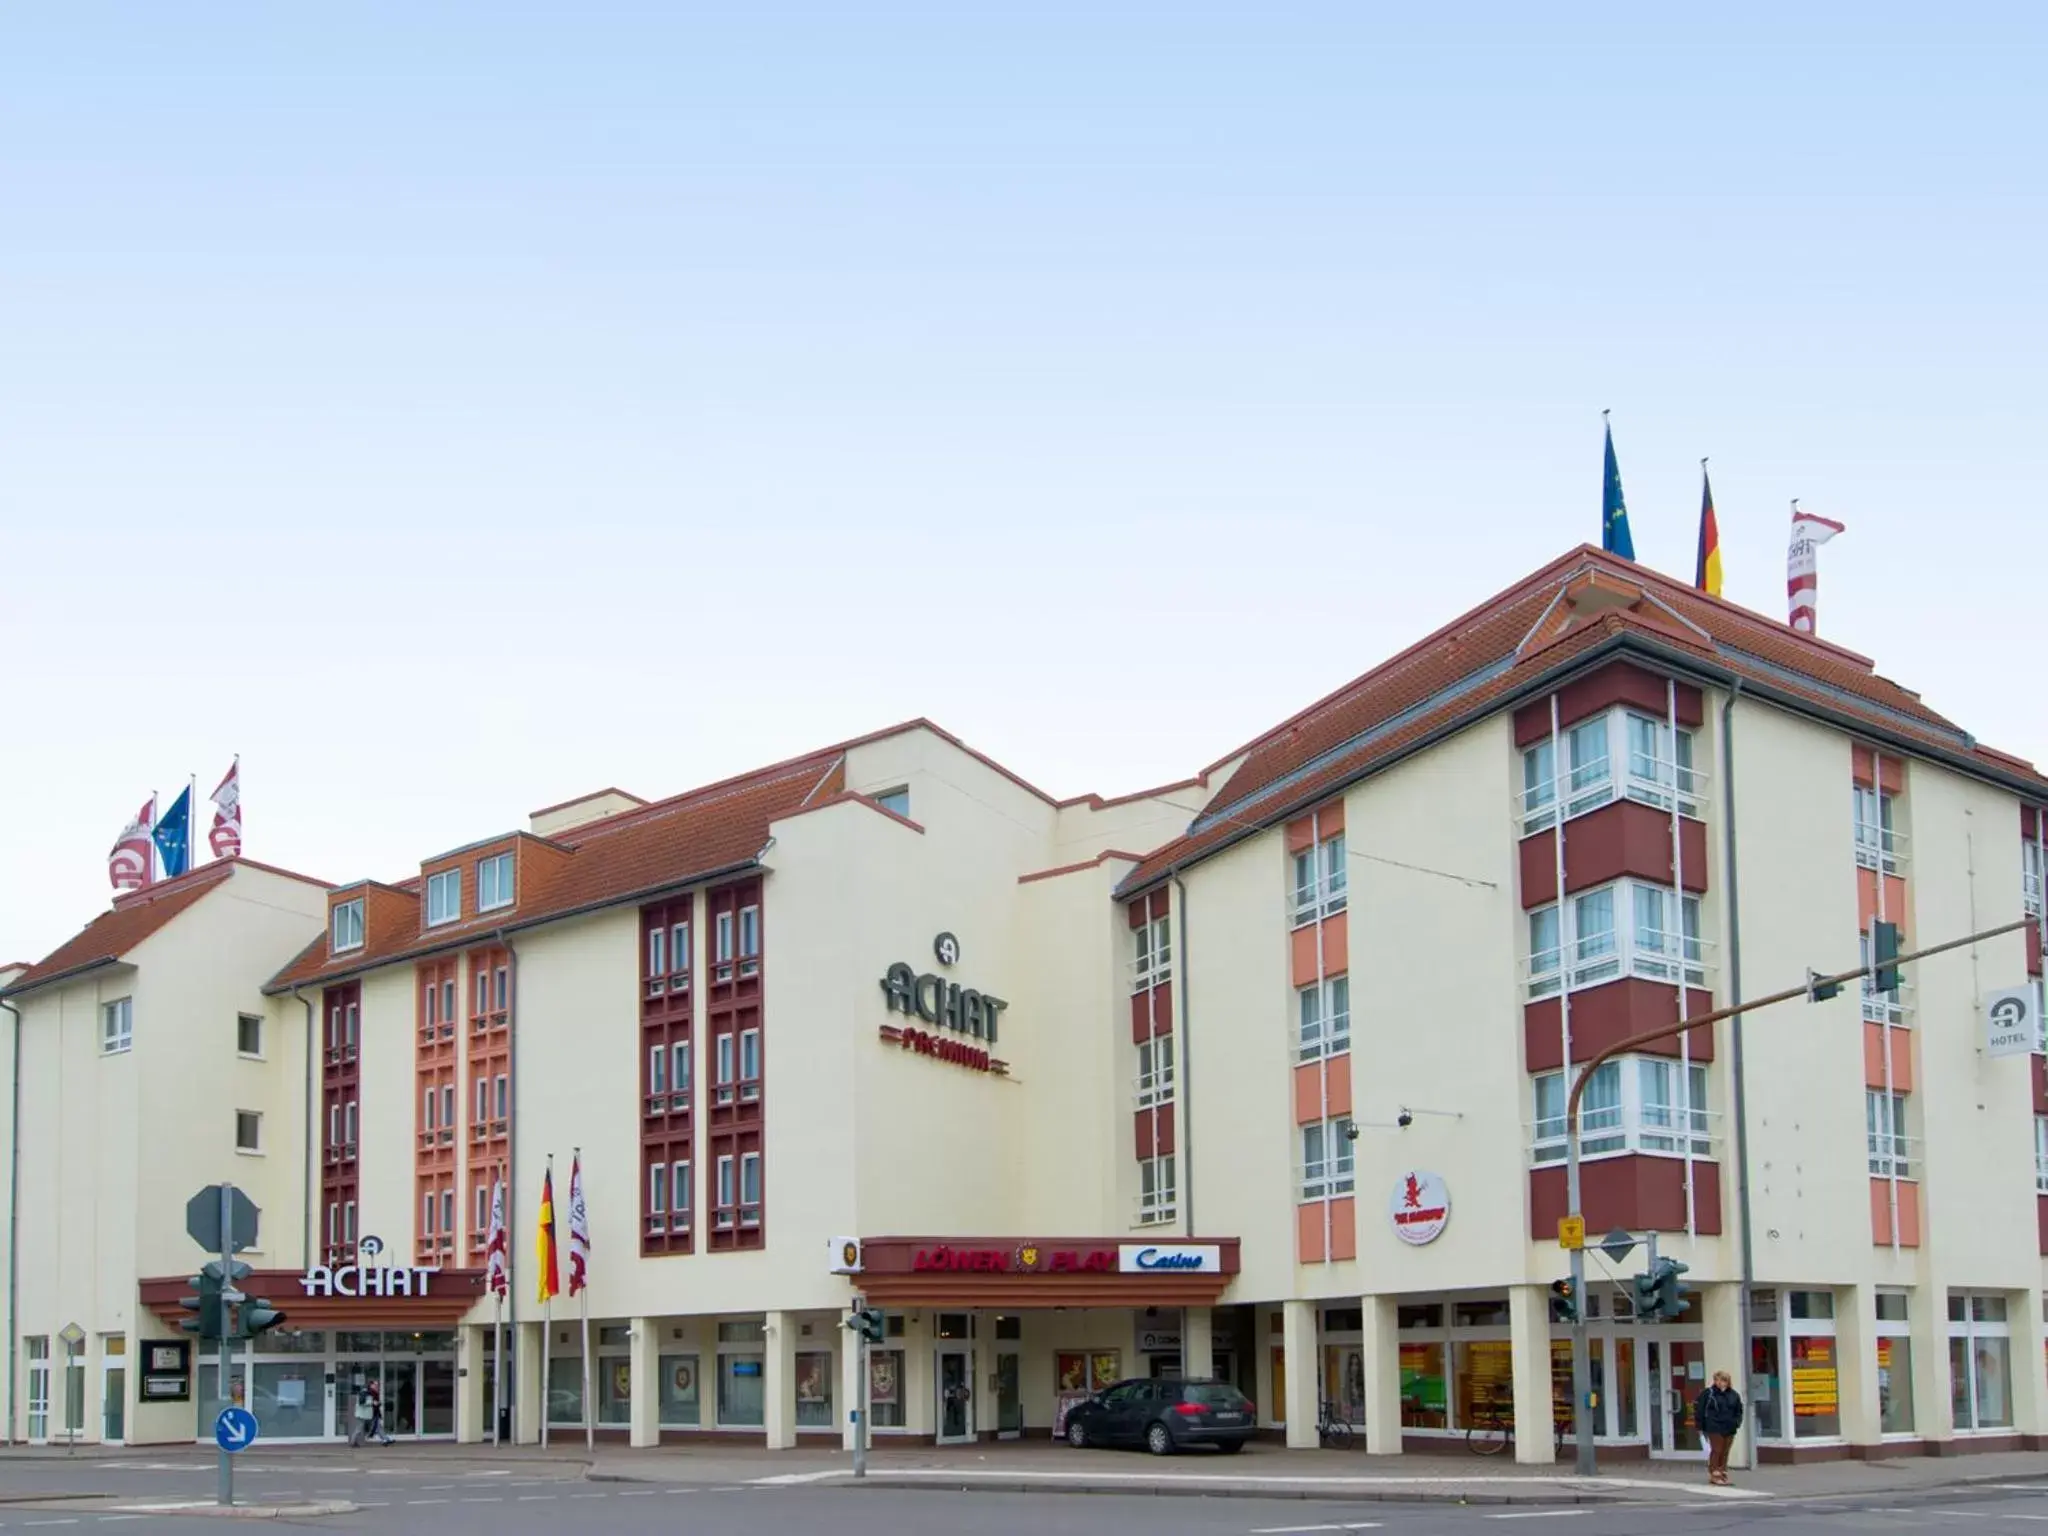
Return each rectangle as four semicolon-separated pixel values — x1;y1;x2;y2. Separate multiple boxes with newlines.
1786;502;1846;635
566;1154;592;1296
484;1176;510;1299
108;796;156;892
208;757;242;860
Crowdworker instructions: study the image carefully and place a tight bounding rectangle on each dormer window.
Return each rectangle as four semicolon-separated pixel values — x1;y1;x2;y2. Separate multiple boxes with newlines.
477;852;515;912
426;869;461;927
332;899;365;953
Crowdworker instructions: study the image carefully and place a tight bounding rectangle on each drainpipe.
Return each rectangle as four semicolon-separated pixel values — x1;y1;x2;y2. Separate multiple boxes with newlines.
1;996;19;1446
1720;681;1756;1469
1170;872;1192;1241
291;988;314;1270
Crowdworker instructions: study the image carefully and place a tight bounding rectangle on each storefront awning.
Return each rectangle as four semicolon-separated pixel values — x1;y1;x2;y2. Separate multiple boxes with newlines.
139;1266;488;1331
848;1236;1239;1309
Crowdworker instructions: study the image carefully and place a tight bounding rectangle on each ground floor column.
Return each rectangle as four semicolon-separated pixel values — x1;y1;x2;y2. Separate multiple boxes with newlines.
514;1320;544;1446
1281;1299;1318;1449
1183;1307;1214;1382
1507;1285;1555;1465
764;1311;797;1450
1360;1293;1402;1455
455;1326;486;1443
1833;1284;1879;1447
2014;1286;2047;1439
1912;1273;1955;1449
628;1317;659;1448
1701;1282;1747;1467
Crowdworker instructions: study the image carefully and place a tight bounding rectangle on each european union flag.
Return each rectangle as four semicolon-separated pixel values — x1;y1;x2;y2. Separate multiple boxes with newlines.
153;786;193;878
1601;418;1635;561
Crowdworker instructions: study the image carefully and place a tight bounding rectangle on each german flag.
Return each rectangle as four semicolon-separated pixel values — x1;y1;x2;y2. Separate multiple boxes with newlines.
536;1163;560;1305
1695;463;1723;598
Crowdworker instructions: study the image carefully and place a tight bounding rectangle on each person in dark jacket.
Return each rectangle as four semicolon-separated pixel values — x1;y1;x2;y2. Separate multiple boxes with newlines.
1693;1370;1745;1485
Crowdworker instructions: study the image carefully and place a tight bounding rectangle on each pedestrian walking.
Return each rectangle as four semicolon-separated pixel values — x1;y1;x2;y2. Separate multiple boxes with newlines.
349;1383;373;1448
1694;1369;1745;1485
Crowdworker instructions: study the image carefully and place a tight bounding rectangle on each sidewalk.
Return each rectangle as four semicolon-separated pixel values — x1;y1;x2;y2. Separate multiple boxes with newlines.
6;1439;2045;1508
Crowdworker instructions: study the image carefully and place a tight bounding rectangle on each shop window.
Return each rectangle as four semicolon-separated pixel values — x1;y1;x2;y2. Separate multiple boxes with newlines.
717;1351;765;1428
1399;1338;1447;1428
868;1349;906;1428
658;1354;700;1426
1949;1291;2014;1432
795;1352;834;1427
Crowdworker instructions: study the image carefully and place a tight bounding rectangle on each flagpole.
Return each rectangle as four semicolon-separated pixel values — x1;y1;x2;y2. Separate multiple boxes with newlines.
540;1154;553;1449
492;1162;505;1447
576;1146;593;1452
149;792;159;885
188;775;197;868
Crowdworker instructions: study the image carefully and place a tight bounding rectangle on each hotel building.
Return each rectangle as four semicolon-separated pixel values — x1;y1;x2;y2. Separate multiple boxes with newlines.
7;546;2048;1465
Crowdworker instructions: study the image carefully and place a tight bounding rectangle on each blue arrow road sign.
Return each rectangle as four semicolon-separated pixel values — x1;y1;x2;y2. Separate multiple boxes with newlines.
214;1407;258;1453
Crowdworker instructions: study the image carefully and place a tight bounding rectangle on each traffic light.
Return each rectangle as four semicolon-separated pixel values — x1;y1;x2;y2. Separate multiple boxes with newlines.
236;1295;288;1341
178;1267;225;1341
843;1307;885;1344
1807;969;1843;1003
1872;921;1902;995
1633;1257;1692;1321
1549;1278;1577;1323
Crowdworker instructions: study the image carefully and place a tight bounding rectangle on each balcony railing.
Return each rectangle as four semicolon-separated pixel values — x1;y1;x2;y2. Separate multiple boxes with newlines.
1288;879;1348;930
1530;1107;1720;1165
1128;955;1173;994
1854;820;1908;875
1135;1188;1177;1226
1518;755;1709;836
1868;1131;1921;1181
1525;930;1715;1001
1134;1066;1176;1110
1861;977;1914;1026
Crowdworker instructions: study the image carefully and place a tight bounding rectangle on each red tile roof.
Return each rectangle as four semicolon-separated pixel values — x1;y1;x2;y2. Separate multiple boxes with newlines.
6;863;237;996
265;750;846;992
1116;547;2048;895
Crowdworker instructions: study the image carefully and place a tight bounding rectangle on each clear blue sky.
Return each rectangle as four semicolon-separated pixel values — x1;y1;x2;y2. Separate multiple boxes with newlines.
3;3;2043;960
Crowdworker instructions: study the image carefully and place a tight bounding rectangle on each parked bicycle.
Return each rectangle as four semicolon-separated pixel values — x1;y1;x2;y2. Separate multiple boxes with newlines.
1464;1392;1573;1458
1316;1398;1353;1449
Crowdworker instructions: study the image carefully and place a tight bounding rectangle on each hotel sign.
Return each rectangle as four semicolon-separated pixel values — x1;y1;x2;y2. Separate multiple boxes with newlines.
878;933;1011;1076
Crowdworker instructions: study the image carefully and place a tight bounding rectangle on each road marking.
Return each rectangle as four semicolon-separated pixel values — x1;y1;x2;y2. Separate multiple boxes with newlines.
1248;1526;1380;1534
96;1520;149;1525
569;1493;607;1501
406;1498;449;1506
1487;1516;1581;1524
616;1491;657;1498
24;1522;79;1528
420;1485;456;1492
517;1496;557;1503
1996;1517;2048;1523
460;1497;504;1504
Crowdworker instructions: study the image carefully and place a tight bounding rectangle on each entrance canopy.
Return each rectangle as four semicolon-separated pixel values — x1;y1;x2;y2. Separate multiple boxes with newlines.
139;1266;487;1331
852;1236;1238;1309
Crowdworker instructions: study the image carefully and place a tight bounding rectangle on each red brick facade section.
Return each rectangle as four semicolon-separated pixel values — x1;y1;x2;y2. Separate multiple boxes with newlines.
320;981;362;1265
641;895;695;1257
1511;662;1704;747
414;959;459;1264
1529;1157;1722;1239
705;879;765;1251
465;945;512;1260
1518;801;1709;908
1524;980;1716;1074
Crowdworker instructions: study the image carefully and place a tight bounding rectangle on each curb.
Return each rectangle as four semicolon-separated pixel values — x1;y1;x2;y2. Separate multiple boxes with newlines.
112;1504;356;1520
828;1478;1641;1507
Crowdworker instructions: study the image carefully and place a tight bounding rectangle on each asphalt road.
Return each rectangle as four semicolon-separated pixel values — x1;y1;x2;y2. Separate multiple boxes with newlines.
3;1460;2048;1535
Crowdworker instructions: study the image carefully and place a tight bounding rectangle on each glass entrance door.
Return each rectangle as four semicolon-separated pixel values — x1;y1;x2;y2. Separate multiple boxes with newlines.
995;1352;1021;1438
935;1349;973;1444
1647;1340;1705;1457
381;1361;419;1438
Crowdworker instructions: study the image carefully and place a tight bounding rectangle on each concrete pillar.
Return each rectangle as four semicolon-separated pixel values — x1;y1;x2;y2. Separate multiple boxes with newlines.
1507;1285;1555;1465
1183;1307;1214;1382
1360;1293;1403;1455
628;1317;660;1448
2014;1288;2047;1439
514;1320;544;1445
456;1326;485;1443
1255;1318;1277;1430
1834;1285;1880;1447
1914;1276;1954;1447
764;1311;797;1450
1281;1299;1318;1449
1702;1283;1748;1467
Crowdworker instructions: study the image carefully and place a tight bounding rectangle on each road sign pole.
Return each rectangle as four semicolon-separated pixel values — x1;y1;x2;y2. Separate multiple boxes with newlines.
217;1184;234;1509
854;1328;869;1479
1566;1134;1593;1475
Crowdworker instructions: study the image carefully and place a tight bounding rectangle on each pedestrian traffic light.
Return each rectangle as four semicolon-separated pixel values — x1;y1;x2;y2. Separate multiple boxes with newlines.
843;1307;885;1344
236;1295;288;1341
1872;920;1902;995
1549;1278;1577;1323
178;1267;225;1340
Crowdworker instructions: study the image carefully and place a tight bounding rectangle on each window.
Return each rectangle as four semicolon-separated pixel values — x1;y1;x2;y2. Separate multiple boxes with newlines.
441;1188;455;1241
673;1041;692;1096
740;1152;761;1224
1291;830;1348;926
26;1337;49;1442
1521;738;1556;831
672;1160;691;1222
1860;929;1909;1024
423;1087;437;1130
425;869;461;926
1300;1120;1355;1200
235;1111;262;1152
477;852;515;912
648;1163;668;1231
494;965;509;1012
670;922;690;979
1135;1035;1175;1107
715;1155;735;1226
1531;1059;1648;1162
647;926;666;981
1297;976;1351;1061
738;905;760;975
1948;1291;2014;1432
2026;838;2044;918
1636;1059;1711;1154
494;1073;508;1121
1138;1154;1176;1224
1866;1090;1913;1178
331;899;365;952
739;1029;760;1099
102;997;133;1054
715;1035;735;1104
2034;1118;2048;1195
475;1186;489;1235
422;1192;436;1234
874;787;910;818
1566;717;1611;812
442;980;456;1024
236;1013;263;1057
345;1101;357;1148
441;1084;454;1133
715;913;734;964
1853;787;1903;874
1526;879;1709;999
1131;914;1172;990
1523;709;1700;829
648;1045;669;1104
475;970;490;1016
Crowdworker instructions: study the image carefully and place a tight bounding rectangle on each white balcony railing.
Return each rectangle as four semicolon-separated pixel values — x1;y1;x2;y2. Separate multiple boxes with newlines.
1868;1132;1921;1181
1134;1066;1176;1110
1530;1108;1721;1166
1525;930;1715;1001
1854;820;1908;875
1518;754;1709;835
1861;977;1914;1026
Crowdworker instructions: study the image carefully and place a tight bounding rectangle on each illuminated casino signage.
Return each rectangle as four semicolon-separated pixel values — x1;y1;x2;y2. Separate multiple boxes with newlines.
878;933;1010;1076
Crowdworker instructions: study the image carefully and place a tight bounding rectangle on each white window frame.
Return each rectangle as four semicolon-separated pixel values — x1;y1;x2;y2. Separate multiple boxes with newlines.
672;1159;692;1222
1866;1089;1914;1179
715;1154;735;1227
739;1152;761;1225
715;1035;736;1104
738;905;761;976
1131;914;1172;991
715;912;734;964
739;1028;761;1100
1297;975;1351;1062
648;1162;669;1233
1137;1153;1177;1225
1852;785;1906;875
648;1044;668;1106
1134;1034;1175;1108
670;922;691;981
1948;1292;2015;1433
101;997;134;1055
1290;831;1348;928
2025;839;2044;918
476;852;515;912
1300;1119;1356;1201
1531;1056;1712;1164
874;787;910;818
1520;707;1701;832
425;869;461;927
1525;878;1706;999
673;1040;692;1095
234;1110;262;1153
331;899;365;952
2034;1117;2048;1195
236;1013;264;1058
